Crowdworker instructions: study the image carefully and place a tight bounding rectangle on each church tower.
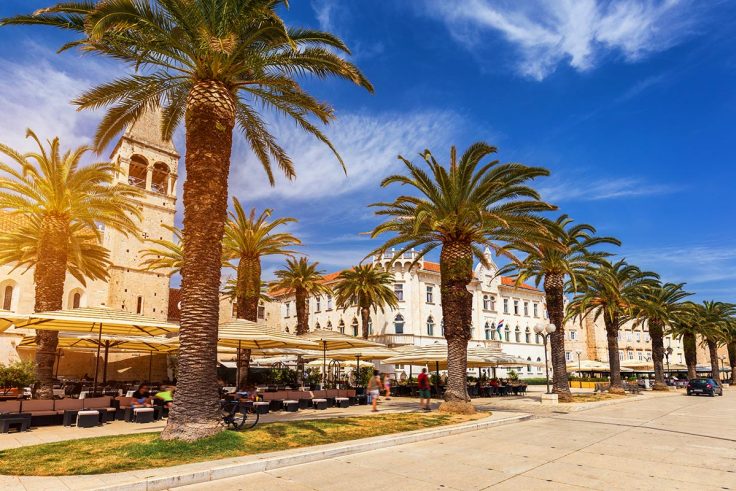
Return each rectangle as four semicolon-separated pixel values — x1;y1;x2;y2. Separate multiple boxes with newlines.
103;110;179;320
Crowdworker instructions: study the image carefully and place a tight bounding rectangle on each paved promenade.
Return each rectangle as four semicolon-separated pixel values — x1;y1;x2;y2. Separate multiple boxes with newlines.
181;389;736;490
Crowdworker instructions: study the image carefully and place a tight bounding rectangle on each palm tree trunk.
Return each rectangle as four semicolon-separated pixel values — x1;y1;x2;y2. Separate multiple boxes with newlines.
236;255;261;386
295;288;309;335
683;332;697;380
360;306;370;339
728;342;736;385
32;216;69;399
161;80;235;442
707;338;721;384
649;320;667;390
604;313;624;394
543;273;571;401
439;241;474;410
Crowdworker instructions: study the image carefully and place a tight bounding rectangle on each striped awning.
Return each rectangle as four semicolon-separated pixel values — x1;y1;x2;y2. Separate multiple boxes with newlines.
15;331;178;353
299;329;384;350
217;319;319;350
0;307;179;336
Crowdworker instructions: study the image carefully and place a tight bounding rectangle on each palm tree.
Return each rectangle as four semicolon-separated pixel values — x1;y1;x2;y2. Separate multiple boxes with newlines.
568;259;659;393
271;257;331;335
0;131;140;398
3;1;373;440
669;301;700;380
333;264;399;339
223;199;300;321
697;301;736;384
499;215;620;402
631;282;691;390
370;143;554;409
140;225;184;274
725;320;736;385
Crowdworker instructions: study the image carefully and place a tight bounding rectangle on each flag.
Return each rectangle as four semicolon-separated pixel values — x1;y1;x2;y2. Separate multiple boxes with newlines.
497;319;504;330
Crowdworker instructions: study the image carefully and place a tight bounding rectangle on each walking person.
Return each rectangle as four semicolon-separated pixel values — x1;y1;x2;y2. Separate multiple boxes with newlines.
417;368;431;411
367;370;383;412
383;373;392;400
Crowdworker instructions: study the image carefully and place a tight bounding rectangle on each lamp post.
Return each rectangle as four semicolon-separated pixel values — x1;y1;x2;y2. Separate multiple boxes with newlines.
534;323;557;394
664;346;673;382
719;355;726;378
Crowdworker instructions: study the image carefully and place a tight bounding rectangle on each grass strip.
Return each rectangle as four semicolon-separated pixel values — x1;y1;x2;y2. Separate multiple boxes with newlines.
0;412;483;476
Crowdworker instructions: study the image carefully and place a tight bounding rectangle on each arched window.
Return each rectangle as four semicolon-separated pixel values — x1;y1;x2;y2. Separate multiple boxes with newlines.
351;318;359;337
338;319;345;334
315;322;321;330
394;314;405;334
128;155;148;189
72;292;81;309
483;295;490;310
514;326;521;343
427;316;435;336
327;295;333;310
490;322;497;340
327;320;332;330
504;326;510;342
526;356;532;372
536;357;543;372
136;296;144;314
535;333;541;344
2;285;13;311
484;322;491;340
525;327;531;344
151;162;170;194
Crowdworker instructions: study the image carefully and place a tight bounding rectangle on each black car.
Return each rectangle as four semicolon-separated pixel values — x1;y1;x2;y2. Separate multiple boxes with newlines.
686;378;723;397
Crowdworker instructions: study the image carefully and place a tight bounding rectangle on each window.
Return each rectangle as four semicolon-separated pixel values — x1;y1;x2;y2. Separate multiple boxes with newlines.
352;319;359;337
483;295;491;310
636;331;641;342
327;320;333;330
533;303;538;317
484;322;491;340
628;350;634;360
514;327;521;343
626;331;632;342
523;302;529;316
338;320;345;334
128;155;148;189
513;300;519;315
527;357;532;373
394;284;404;302
504;326;510;342
426;286;434;303
638;351;644;361
535;333;541;344
565;351;572;362
327;295;333;310
394;314;405;334
2;285;13;311
525;327;531;343
72;292;81;309
257;304;265;319
427;316;435;336
232;303;238;317
619;351;624;361
536;357;543;372
503;298;509;314
151;162;170;194
441;319;445;336
569;330;577;341
285;302;290;317
315;322;321;330
136;296;143;314
368;318;373;335
490;296;496;311
315;296;321;312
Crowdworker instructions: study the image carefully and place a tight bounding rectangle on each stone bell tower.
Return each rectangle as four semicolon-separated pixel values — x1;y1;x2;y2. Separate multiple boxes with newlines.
103;109;179;320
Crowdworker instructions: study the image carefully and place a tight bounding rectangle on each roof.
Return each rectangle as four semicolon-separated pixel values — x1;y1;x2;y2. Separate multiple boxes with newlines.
500;276;540;292
124;108;178;156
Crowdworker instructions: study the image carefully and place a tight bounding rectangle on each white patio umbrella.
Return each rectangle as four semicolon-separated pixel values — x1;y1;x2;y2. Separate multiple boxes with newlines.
298;329;383;386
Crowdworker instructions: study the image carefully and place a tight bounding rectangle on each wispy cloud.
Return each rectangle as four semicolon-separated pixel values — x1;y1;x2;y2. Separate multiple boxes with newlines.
425;0;698;80
539;176;679;203
228;110;461;201
310;0;385;60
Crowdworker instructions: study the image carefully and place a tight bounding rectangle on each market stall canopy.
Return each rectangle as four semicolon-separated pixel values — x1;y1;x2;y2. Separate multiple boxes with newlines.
323;346;398;361
566;359;634;373
15;331;178;352
298;329;384;350
217;319;319;350
0;307;179;337
306;358;374;368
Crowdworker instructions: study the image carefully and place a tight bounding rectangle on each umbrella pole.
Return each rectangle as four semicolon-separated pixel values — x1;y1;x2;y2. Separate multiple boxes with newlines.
148;352;153;384
356;355;360;387
102;341;110;386
92;323;102;396
54;348;62;379
435;361;440;399
323;341;327;389
236;341;242;388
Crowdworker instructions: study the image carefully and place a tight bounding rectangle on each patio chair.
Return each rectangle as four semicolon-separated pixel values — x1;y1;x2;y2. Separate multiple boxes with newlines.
76;410;101;428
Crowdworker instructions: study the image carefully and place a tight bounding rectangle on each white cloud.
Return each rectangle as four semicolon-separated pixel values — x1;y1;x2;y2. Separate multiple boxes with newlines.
426;0;696;80
228;110;461;201
539;176;678;203
626;245;736;289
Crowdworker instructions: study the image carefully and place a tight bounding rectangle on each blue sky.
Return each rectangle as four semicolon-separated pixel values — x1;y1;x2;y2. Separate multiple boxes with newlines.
0;1;735;301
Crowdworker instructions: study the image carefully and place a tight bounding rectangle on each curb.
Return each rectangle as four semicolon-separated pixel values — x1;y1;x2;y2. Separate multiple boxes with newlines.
94;413;531;491
565;390;683;412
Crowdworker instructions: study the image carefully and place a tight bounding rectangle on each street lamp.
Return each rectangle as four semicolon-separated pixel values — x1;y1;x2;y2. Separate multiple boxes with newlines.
575;350;582;389
719;355;726;378
664;346;673;381
534;322;556;394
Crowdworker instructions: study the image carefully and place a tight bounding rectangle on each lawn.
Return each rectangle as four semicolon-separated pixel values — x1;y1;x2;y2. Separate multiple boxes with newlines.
561;393;627;403
0;412;484;476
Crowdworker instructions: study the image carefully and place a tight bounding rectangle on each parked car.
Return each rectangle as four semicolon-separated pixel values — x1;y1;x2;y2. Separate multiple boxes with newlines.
686;378;723;397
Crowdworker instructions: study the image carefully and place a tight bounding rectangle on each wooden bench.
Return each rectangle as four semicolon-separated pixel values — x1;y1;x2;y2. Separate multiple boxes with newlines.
593;383;610;393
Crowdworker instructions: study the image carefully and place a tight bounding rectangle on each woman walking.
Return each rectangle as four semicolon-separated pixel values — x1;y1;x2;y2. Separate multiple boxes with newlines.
367;370;383;412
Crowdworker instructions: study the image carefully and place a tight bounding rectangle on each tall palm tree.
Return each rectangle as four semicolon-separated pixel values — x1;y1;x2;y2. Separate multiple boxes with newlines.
223;199;300;321
0;131;140;398
697;301;736;384
499;215;620;402
725;320;736;385
271;257;331;335
631;282;691;390
370;143;554;409
3;1;373;440
568;259;659;393
669;301;700;380
333;264;399;339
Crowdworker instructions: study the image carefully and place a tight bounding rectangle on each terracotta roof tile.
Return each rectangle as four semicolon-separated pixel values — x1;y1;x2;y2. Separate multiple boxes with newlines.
500;276;540;292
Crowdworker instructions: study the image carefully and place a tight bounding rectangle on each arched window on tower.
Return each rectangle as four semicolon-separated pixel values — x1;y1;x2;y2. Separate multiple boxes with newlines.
2;285;13;311
72;292;81;309
490;322;497;340
136;296;144;314
394;314;405;334
128;155;148;189
483;295;490;310
151;162;170;194
351;318;359;336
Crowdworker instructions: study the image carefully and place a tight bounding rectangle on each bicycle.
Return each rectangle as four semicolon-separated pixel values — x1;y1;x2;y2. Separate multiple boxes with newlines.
221;399;259;430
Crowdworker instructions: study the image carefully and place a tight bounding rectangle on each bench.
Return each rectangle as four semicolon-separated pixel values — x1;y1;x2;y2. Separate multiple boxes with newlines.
0;413;31;433
623;382;641;394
